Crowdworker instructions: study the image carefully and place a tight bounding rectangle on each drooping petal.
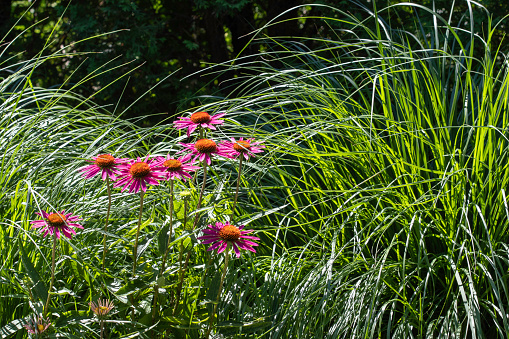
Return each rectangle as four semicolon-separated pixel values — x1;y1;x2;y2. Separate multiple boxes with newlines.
207;241;224;252
217;241;228;254
232;242;241;258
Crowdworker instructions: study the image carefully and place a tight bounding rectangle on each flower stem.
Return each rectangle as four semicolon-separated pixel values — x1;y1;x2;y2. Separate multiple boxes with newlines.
231;156;244;218
173;200;188;315
132;191;145;276
175;163;208;311
175;246;191;314
183;200;188;230
205;243;230;339
192;162;208;230
100;319;104;339
102;176;112;273
44;231;57;317
160;180;175;275
153;180;175;322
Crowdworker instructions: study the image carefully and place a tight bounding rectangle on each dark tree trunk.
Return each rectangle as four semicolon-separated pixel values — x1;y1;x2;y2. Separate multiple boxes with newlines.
203;10;229;64
266;0;300;38
226;3;257;58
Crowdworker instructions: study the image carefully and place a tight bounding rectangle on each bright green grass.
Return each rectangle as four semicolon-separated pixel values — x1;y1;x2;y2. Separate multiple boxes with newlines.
187;2;509;338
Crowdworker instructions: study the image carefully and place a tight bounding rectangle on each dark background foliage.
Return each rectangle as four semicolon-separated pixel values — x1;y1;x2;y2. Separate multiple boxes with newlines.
1;0;507;125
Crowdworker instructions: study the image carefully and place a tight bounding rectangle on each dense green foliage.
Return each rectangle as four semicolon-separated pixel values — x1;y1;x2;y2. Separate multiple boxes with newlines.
3;0;509;338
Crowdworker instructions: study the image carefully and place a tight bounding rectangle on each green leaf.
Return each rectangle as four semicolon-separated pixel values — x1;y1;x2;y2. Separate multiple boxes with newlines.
18;238;48;303
0;318;26;337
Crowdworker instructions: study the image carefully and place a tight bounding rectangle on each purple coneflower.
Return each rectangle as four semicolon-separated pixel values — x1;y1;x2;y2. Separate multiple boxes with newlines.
220;137;265;160
24;316;51;335
90;299;114;339
31;211;83;239
179;139;231;165
198;222;260;258
155;155;200;181
173;111;225;137
114;156;165;193
78;154;125;181
90;299;115;317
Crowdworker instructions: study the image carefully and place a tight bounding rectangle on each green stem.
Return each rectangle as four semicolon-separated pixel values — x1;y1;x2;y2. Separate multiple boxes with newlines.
175;248;191;315
192;162;208;230
44;231;57;317
153;180;175;322
160;180;175;275
183;200;188;230
151;284;159;337
175;163;207;311
100;319;104;339
231;156;243;218
102;176;112;273
132;191;145;275
205;244;230;339
173;200;188;315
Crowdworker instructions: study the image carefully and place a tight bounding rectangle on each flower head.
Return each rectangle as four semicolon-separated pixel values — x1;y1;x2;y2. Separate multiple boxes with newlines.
173;111;225;137
90;299;114;318
220;137;265;160
30;211;83;239
198;222;260;258
179;139;231;165
78;154;126;181
179;190;192;200
113;156;165;193
24;316;51;335
154;155;200;182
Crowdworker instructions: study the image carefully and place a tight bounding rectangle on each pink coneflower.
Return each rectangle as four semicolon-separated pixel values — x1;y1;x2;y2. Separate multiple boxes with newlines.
155;155;200;181
90;299;115;317
198;222;260;258
220;137;265;160
173;111;225;137
31;211;83;239
78;154;126;181
179;139;231;165
24;316;51;335
113;156;165;193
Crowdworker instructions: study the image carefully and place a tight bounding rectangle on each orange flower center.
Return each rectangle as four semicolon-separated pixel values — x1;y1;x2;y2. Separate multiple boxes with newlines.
219;225;241;241
190;112;211;124
130;162;151;178
94;154;115;168
195;139;217;153
99;306;109;315
37;324;45;332
46;213;67;227
163;159;182;171
233;141;251;153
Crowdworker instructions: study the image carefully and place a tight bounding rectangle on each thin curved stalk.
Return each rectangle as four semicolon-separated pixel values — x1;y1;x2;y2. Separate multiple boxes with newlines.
102;176;112;273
